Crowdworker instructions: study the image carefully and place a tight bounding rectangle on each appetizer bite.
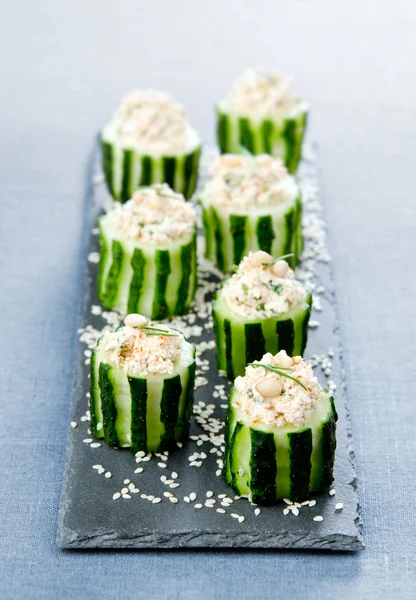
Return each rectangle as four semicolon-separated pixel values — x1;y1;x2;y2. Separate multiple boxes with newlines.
90;314;196;453
216;69;308;172
98;183;197;319
101;90;201;201
223;350;337;504
213;251;311;378
200;154;303;273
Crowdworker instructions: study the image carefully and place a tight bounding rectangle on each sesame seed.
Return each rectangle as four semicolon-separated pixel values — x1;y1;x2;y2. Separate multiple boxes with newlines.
231;513;239;519
105;472;112;479
335;503;344;511
140;494;148;499
70;421;78;429
160;475;167;482
283;498;293;505
147;495;155;501
176;442;183;448
309;500;316;507
83;438;93;444
169;497;178;504
90;443;101;448
184;496;190;503
134;468;144;474
194;504;203;509
291;507;299;516
128;483;135;491
169;483;180;489
313;516;323;522
189;493;197;501
171;472;178;479
218;494;226;498
283;508;290;516
164;492;172;498
238;468;245;476
238;516;245;523
124;479;130;485
92;464;102;470
112;492;121;500
216;508;226;514
254;508;261;516
216;469;222;476
329;489;336;496
131;489;139;494
158;462;167;469
122;494;132;499
152;498;161;504
206;491;213;498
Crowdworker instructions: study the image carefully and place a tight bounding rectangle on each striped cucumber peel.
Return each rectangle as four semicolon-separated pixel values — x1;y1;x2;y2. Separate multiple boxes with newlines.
90;341;196;453
213;291;312;379
100;131;201;201
215;106;308;173
200;190;303;273
223;388;337;504
98;218;197;318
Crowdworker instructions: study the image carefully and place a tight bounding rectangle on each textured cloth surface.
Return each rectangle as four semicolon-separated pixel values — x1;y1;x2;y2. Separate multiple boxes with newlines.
0;1;415;598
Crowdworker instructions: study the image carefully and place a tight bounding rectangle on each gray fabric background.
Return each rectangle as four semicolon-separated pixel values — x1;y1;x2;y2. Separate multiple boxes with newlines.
0;1;415;598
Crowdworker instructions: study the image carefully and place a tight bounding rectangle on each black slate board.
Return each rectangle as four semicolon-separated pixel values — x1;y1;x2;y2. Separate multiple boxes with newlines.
57;143;363;551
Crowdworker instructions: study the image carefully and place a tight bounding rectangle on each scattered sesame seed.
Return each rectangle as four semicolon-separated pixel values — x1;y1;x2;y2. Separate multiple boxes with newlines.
128;483;135;491
160;475;167;482
124;479;130;485
184;496;190;503
231;513;239;519
335;503;344;511
189;493;196;501
157;462;167;469
216;508;226;514
134;468;144;474
329;489;336;496
104;472;112;479
206;491;214;498
83;438;93;444
291;507;299;516
283;508;290;516
309;500;316;507
164;492;173;498
171;472;178;479
92;464;102;470
254;508;261;516
216;469;222;476
112;493;121;500
70;421;78;429
313;516;323;522
122;494;132;500
90;443;101;448
194;504;203;509
147;495;155;501
238;516;245;523
152;498;161;504
169;483;180;489
169;497;178;504
121;487;128;495
283;498;292;505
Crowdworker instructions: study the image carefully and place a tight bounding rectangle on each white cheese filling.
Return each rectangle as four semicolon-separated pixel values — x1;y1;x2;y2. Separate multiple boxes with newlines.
203;154;297;210
99;318;184;376
222;252;305;319
104;184;196;246
103;89;198;155
220;69;306;120
234;350;322;428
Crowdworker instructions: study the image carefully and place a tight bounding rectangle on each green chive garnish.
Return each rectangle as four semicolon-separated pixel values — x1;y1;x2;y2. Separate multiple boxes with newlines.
247;362;308;392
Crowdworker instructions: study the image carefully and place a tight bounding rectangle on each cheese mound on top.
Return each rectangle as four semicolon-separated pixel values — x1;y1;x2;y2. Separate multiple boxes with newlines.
222;69;304;119
222;251;305;319
107;90;194;154
107;183;196;246
99;315;183;376
234;350;322;428
204;154;296;209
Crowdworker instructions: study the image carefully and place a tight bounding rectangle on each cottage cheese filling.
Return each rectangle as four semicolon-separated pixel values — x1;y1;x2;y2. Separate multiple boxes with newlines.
234;350;322;428
107;184;196;245
222;252;305;319
106;90;195;154
222;69;305;120
99;316;183;376
203;154;296;209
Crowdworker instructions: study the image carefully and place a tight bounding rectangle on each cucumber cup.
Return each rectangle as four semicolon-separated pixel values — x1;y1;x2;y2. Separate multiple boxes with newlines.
200;154;303;273
216;69;308;173
213;251;311;378
101;90;201;202
98;183;197;319
90;314;196;453
223;350;337;504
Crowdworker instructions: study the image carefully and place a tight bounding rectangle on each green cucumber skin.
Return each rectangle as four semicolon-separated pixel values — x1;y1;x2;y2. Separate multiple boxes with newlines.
256;216;275;255
230;215;246;266
222;405;233;480
175;234;195;315
224;319;234;380
211;207;225;272
89;351;98;436
319;396;338;491
217;111;229;153
98;363;119;447
202;206;213;259
121;149;133;203
276;319;295;355
288;429;313;501
127;248;146;314
244;323;266;365
103;240;124;307
215;110;307;173
239;117;254;153
97;226;109;298
229;422;244;492
249;429;278;505
101;139;116;197
128;376;148;453
163;156;176;189
152;250;171;320
159;375;183;451
177;360;196;442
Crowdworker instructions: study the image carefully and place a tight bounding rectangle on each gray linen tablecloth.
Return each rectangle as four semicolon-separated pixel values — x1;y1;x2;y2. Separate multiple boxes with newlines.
1;1;415;598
